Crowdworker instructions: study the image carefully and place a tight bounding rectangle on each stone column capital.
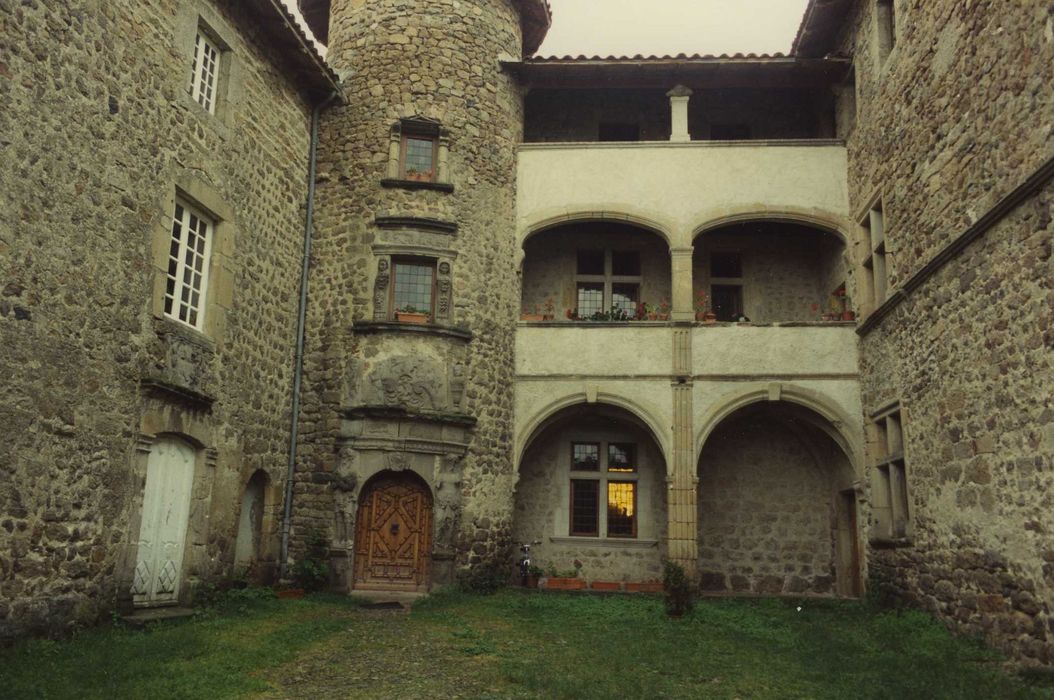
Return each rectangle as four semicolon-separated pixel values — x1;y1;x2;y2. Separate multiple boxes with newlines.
666;84;694;98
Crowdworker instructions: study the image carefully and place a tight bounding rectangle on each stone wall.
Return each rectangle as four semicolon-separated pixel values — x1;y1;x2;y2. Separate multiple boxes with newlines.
697;412;839;595
524;88;833;142
693;223;846;322
300;0;526;584
521;222;672;318
0;0;314;638
833;0;1054;663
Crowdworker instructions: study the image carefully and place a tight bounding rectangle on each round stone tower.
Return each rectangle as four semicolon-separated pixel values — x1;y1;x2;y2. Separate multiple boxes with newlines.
296;0;550;590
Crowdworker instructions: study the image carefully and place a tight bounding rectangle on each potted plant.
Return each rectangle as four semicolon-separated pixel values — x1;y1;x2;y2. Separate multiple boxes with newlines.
521;304;545;322
695;290;716;323
657;299;671;321
525;564;543;589
403;167;433;182
565;308;580;321
543;297;555;321
395;305;430;324
840;294;856;321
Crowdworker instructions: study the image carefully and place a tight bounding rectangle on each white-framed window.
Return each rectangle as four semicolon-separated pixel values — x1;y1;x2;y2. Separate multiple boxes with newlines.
190;29;221;113
165;199;213;330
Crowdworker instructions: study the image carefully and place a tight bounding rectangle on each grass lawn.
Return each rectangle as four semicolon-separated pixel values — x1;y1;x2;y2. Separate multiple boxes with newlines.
2;588;1053;699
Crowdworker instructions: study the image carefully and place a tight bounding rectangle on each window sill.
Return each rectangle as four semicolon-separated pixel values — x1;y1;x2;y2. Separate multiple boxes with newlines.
869;535;913;549
381;178;454;193
549;536;658;549
178;91;231;139
153;314;216;350
352;320;472;341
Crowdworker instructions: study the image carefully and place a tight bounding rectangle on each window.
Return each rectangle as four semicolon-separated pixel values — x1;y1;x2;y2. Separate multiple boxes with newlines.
709;252;743;321
598;123;640;142
710;124;751;141
574;249;641;319
165;199;213;330
861;201;889;309
391;258;435;316
190;29;221;113
569;441;639;538
607;443;636;473
876;0;896;62
572;443;600;471
400;134;437;182
570;480;599;536
871;406;910;540
606;482;637;538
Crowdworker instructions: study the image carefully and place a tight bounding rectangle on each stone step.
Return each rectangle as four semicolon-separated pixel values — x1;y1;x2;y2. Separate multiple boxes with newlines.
120;607;196;629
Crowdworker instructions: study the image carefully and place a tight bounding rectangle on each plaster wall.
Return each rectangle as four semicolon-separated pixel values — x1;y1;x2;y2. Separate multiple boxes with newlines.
516;142;849;247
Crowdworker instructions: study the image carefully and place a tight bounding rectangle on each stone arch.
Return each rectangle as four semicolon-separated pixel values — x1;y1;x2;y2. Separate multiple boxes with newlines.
234;469;279;581
694;383;863;485
519;209;675;265
517;391;671;469
353;469;434;592
691;207;851;245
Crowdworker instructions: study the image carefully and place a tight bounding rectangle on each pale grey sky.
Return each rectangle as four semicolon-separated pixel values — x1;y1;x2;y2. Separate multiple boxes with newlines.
537;0;811;57
281;0;811;57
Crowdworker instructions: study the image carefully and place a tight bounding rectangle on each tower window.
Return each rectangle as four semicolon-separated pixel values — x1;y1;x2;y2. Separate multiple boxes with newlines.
391;258;436;317
401;135;437;182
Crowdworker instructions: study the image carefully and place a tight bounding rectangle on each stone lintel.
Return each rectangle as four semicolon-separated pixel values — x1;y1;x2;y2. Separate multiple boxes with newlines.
351;321;473;342
374;216;459;235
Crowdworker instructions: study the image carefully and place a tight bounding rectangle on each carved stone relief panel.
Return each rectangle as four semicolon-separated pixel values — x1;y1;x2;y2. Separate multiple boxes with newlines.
373;256;391;320
435;259;453;322
364;355;448;411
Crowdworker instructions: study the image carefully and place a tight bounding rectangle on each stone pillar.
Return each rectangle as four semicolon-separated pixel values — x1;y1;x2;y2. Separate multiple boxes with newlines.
667;85;693;143
670;246;694;322
667;326;698;570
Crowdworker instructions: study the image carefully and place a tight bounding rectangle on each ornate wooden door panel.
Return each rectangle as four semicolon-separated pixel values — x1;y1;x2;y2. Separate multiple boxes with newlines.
132;438;195;607
354;474;432;591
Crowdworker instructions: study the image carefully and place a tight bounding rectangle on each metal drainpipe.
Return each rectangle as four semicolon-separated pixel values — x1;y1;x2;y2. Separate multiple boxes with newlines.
280;89;340;581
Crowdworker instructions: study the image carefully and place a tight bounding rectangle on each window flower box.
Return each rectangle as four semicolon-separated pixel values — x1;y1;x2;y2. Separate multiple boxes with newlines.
395;310;430;324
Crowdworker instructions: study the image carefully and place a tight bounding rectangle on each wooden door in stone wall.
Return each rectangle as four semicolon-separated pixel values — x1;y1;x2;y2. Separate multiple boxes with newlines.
354;473;432;591
132;438;195;607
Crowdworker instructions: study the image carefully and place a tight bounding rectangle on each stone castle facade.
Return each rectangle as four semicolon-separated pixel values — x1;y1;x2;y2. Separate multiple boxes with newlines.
1;0;1051;664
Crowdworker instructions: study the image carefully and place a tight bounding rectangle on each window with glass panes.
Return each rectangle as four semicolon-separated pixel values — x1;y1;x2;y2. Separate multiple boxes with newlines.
574;249;641;318
165;199;213;330
401;135;437;180
871;405;911;540
190;29;221;113
569;440;639;538
392;259;435;315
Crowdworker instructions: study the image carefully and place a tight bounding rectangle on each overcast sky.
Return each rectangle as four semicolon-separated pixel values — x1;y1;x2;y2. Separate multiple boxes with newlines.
281;0;811;57
537;0;810;57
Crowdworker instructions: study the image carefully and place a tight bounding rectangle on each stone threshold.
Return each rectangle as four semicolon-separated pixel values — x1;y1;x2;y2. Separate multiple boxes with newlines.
120;607;196;629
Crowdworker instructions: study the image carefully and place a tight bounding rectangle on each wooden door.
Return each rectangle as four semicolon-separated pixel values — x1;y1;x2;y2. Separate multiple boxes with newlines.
835;490;863;597
132;438;195;607
353;473;432;591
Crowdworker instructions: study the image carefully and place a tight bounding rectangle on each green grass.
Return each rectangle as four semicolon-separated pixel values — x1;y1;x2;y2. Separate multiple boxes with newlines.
2;589;1052;699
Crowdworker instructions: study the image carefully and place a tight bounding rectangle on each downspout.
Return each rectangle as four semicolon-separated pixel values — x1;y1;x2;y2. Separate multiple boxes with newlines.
280;89;340;581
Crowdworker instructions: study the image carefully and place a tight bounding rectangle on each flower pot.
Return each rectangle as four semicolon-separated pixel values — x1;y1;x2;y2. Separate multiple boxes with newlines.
704;312;717;324
647;313;657;320
841;310;856;321
520;313;545;322
396;311;429;324
403;171;434;182
625;581;664;594
544;577;586;591
524;573;539;589
276;588;305;599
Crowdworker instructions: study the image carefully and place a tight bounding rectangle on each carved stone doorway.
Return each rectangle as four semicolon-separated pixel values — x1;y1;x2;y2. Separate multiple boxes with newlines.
353;471;433;592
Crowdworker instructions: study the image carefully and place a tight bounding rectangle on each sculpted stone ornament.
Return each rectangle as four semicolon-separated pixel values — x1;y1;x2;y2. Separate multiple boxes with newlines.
384;452;411;472
373;257;391;320
366;356;446;410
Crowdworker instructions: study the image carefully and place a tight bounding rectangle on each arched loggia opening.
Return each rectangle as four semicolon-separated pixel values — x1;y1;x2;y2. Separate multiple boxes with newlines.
693;221;848;322
514;403;668;583
697;401;862;597
522;221;671;321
